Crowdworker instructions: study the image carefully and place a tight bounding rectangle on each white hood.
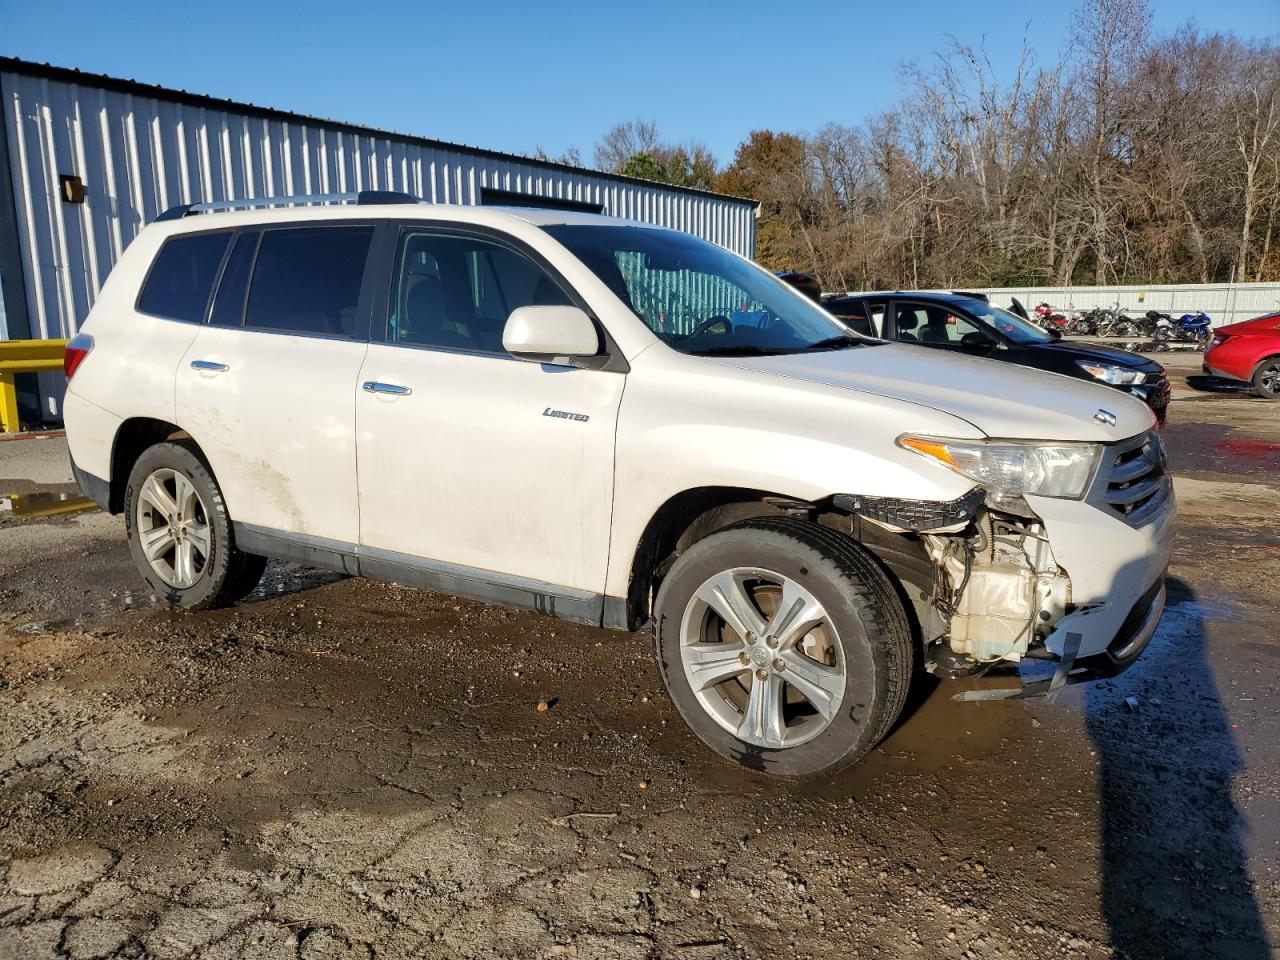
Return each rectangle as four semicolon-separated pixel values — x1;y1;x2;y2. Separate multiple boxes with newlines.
717;343;1155;443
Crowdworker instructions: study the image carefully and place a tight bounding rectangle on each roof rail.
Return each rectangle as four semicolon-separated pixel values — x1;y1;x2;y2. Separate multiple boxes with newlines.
154;190;420;222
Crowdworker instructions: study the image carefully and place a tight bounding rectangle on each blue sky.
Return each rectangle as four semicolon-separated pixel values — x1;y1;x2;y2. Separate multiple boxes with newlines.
2;0;1277;165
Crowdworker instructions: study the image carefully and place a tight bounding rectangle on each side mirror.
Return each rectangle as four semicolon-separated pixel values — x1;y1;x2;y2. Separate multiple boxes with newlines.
1049;328;1063;341
960;331;998;353
503;306;600;364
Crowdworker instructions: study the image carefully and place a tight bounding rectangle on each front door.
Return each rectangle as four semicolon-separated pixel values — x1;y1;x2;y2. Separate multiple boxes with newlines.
176;223;378;546
355;226;624;598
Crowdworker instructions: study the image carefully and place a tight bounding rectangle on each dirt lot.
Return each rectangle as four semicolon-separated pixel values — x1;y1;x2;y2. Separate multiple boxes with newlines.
1;351;1277;960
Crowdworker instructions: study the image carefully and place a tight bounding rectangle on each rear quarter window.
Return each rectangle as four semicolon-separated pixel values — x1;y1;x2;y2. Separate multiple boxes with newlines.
137;232;231;322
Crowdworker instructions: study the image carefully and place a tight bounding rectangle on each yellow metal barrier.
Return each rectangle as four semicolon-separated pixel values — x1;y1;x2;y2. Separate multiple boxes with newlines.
0;339;68;433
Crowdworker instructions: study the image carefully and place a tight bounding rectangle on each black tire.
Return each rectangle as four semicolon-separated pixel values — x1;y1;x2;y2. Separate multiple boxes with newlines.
1152;326;1170;343
1252;358;1280;400
123;441;266;609
653;517;912;778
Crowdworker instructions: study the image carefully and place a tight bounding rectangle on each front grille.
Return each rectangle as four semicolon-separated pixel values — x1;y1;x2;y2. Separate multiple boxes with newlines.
1096;432;1171;526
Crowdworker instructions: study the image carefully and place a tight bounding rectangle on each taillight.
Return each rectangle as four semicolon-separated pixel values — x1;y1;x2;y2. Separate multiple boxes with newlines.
64;333;94;379
1209;335;1227;349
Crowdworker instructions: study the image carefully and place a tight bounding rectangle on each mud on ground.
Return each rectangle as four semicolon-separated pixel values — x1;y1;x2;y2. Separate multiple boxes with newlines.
1;353;1277;960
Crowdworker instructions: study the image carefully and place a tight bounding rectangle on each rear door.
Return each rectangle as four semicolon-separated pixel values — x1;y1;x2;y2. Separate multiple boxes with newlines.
176;222;379;547
354;224;624;599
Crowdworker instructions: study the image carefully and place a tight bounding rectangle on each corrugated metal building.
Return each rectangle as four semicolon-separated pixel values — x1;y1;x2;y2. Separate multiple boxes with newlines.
0;57;757;421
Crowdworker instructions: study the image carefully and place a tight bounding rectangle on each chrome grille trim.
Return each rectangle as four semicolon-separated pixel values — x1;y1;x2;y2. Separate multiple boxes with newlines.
1087;431;1172;527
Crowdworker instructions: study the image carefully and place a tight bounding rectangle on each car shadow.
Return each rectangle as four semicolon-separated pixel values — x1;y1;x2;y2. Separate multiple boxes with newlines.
1084;576;1270;959
1185;374;1252;396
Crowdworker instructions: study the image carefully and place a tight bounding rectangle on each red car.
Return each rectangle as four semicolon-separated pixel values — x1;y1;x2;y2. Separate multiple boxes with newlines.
1203;312;1280;399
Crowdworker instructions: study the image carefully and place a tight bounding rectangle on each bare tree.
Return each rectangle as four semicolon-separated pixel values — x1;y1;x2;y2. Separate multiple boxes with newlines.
1071;0;1152;282
593;120;660;173
1229;47;1280;278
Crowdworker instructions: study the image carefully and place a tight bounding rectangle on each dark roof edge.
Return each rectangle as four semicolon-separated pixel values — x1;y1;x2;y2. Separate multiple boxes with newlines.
0;56;759;209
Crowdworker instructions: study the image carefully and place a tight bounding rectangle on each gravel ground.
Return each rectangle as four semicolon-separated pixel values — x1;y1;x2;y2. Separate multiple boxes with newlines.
0;352;1277;960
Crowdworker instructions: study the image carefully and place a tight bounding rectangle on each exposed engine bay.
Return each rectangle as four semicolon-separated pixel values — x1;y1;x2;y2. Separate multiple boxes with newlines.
923;514;1071;664
832;489;1072;672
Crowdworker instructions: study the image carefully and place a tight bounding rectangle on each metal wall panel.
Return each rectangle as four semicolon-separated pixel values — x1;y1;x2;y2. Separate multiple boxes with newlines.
2;66;757;341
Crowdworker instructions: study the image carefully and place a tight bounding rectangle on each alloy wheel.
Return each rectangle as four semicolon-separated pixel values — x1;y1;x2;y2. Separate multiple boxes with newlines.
1260;363;1280;397
679;567;846;750
135;468;212;588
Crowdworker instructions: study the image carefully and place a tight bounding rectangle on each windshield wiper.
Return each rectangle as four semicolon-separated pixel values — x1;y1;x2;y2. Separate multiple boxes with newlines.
802;336;863;351
685;345;793;357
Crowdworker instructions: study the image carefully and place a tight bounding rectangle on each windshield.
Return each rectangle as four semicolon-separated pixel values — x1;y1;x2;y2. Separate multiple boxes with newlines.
958;299;1052;344
542;225;866;355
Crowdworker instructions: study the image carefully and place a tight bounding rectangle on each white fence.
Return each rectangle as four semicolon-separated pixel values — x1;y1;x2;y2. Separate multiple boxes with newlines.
969;282;1280;329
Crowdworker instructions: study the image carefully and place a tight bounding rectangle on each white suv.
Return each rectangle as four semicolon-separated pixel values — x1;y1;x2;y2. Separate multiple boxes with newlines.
63;193;1175;776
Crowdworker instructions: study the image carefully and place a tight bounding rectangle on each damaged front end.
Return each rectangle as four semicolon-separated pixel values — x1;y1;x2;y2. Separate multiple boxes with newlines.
832;488;1073;680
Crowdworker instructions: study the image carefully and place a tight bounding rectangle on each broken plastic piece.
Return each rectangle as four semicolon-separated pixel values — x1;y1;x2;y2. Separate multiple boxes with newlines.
833;487;984;532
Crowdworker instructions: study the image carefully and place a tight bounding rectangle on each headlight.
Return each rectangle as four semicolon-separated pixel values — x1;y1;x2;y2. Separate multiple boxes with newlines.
898;436;1101;500
1076;360;1145;385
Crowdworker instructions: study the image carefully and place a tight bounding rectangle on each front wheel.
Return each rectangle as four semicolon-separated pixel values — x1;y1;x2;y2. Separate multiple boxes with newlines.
653;518;912;777
1253;359;1280;400
1152;326;1171;343
124;442;266;609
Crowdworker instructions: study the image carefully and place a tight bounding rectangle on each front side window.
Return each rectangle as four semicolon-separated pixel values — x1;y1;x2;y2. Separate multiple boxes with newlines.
137;232;230;322
389;230;572;353
542;225;863;356
894;303;983;345
244;226;374;337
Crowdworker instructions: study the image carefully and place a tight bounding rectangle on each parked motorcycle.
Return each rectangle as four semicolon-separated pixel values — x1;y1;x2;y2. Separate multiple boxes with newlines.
1034;302;1070;331
1069;309;1100;336
1096;309;1141;339
1152;310;1212;349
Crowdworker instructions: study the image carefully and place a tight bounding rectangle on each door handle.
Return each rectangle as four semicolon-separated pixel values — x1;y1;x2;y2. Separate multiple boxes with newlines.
190;359;229;372
362;380;412;396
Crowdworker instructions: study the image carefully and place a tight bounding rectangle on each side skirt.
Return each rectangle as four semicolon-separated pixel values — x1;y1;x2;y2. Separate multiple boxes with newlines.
232;522;626;629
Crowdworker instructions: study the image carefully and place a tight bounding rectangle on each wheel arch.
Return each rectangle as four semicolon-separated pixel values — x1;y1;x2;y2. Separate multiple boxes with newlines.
1250;352;1280;377
108;417;196;513
619;485;935;636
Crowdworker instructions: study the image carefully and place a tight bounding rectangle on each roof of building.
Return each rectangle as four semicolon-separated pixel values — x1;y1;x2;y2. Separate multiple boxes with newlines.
0;56;758;208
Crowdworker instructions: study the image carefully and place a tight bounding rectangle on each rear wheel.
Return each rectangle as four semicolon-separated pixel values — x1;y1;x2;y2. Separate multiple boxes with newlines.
1253;359;1280;400
124;442;266;609
653;518;912;777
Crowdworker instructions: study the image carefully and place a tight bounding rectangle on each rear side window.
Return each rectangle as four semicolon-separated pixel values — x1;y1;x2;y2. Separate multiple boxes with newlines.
137;232;230;322
209;231;259;327
245;226;375;337
829;301;873;337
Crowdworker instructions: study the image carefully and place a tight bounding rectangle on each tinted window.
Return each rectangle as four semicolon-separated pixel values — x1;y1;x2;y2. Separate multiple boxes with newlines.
390;231;572;352
209;231;259;327
138;232;230;322
828;301;874;337
245;226;374;337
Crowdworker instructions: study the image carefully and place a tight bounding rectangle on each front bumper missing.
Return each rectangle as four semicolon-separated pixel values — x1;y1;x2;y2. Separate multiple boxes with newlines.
952;577;1166;701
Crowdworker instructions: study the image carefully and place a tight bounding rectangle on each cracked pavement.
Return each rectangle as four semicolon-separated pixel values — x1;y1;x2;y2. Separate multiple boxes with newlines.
1;352;1278;959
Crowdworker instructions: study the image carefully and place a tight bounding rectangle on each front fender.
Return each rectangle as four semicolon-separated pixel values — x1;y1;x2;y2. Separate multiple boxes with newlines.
603;355;979;598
